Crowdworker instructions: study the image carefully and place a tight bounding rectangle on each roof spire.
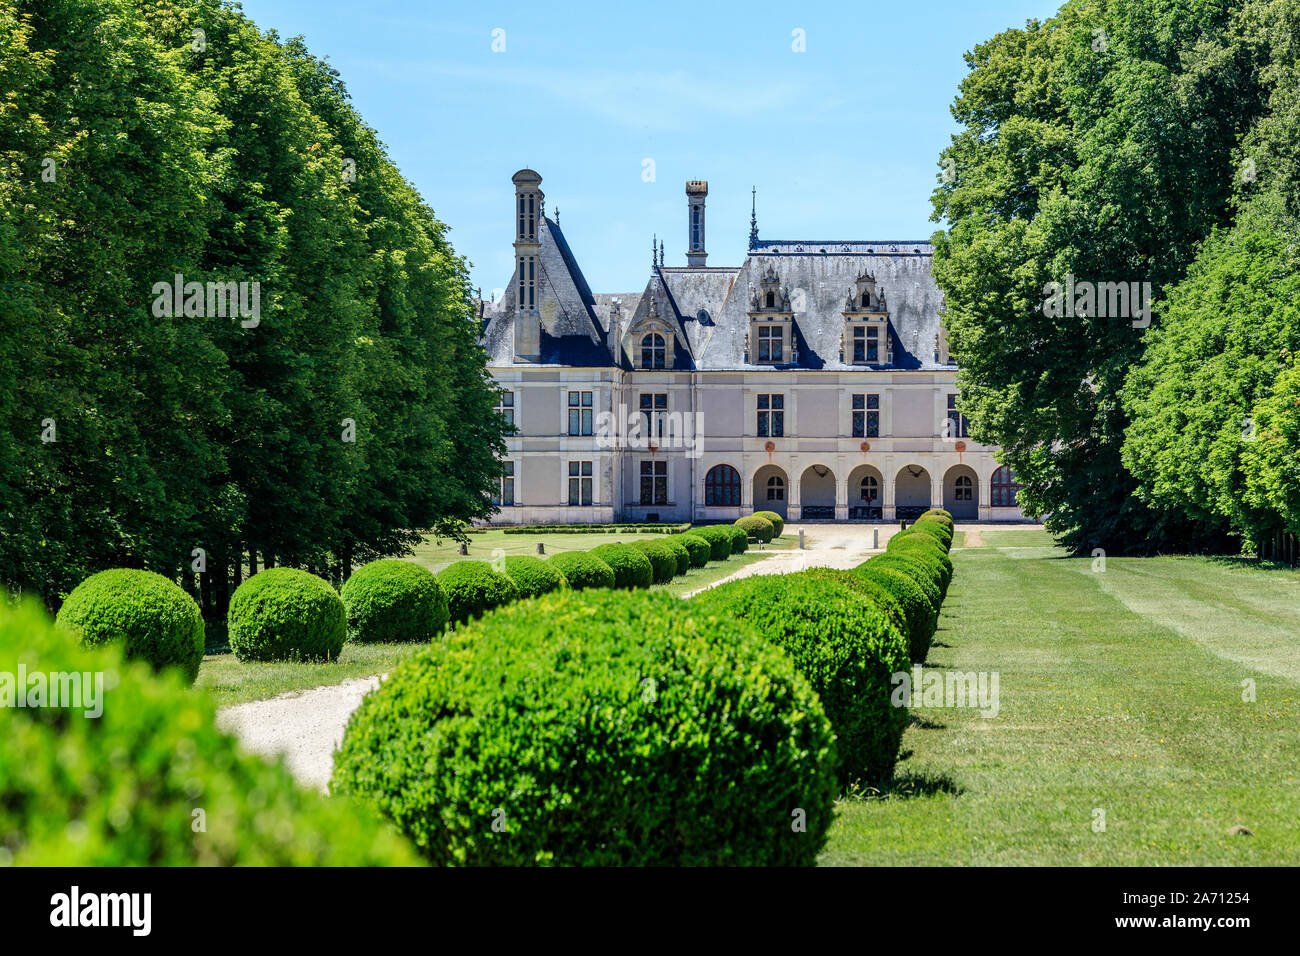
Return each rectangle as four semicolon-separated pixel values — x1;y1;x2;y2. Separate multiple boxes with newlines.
652;233;657;269
659;240;665;267
749;186;759;250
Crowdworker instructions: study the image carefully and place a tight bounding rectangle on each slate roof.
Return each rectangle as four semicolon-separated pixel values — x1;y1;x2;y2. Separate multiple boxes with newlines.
480;218;949;371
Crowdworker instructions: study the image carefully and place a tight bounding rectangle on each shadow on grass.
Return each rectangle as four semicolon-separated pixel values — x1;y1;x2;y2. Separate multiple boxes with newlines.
909;713;946;730
847;769;963;802
204;620;230;655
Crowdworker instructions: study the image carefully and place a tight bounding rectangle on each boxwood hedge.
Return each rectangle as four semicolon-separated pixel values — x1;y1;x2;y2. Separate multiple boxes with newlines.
695;574;910;786
661;537;691;576
437;562;520;625
678;533;711;568
693;526;734;562
589;543;654;589
753;510;784;537
0;598;419;865
632;540;677;584
888;536;954;595
545;552;616;590
851;563;937;663
54;569;204;683
727;525;750;554
874;550;946;605
341;560;449;643
736;515;775;544
502;555;567;599
800;567;908;641
331;589;839;865
227;568;346;662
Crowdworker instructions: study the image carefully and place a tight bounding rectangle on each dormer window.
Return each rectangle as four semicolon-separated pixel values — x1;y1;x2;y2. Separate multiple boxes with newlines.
766;291;775;309
748;266;795;365
641;332;666;369
860;291;870;309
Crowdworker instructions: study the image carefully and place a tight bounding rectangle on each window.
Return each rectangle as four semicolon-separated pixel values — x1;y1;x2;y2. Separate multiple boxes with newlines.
639;393;668;438
850;326;881;364
858;474;879;504
641;333;666;369
992;466;1022;507
704;464;741;506
851;394;879;439
765;475;785;501
946;394;970;438
492;461;515;507
517;255;535;309
691;206;701;248
861;291;870;309
568;460;593;506
639;460;667;505
494;391;515;431
765;291;776;309
757;394;784;437
954;474;973;501
567;390;593;436
757;326;783;363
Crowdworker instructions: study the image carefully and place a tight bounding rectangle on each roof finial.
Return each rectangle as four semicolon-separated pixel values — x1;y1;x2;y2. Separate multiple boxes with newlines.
652;233;657;269
554;206;560;225
658;240;665;267
749;186;759;250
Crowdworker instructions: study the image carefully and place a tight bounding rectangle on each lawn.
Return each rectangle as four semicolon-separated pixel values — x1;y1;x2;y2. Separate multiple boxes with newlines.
821;527;1300;865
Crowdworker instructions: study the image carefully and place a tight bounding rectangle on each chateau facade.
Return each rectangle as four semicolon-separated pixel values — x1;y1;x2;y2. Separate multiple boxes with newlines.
479;169;1026;525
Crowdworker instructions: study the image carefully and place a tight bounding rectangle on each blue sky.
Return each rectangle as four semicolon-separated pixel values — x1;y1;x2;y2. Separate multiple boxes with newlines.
239;0;1054;294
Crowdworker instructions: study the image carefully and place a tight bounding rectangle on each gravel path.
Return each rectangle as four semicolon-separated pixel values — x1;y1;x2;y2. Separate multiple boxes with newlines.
215;521;1037;790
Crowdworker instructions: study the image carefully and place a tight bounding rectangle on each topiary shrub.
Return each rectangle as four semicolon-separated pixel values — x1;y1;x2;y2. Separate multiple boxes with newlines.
437;561;520;626
727;525;750;554
502;555;567;599
876;548;949;602
227;568;346;663
54;569;204;684
736;514;775;544
920;508;954;528
661;537;691;576
857;561;941;658
678;533;711;568
341;560;448;643
693;526;734;562
888;536;954;595
696;573;910;786
331;589;838;865
801;567;908;641
632;540;677;584
546;551;616;590
851;563;936;663
0;598;420;865
589;544;654;590
753;510;785;537
896;519;953;552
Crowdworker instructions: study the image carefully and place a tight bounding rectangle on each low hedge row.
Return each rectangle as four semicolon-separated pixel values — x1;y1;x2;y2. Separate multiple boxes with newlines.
332;589;839;865
589;543;654;589
545;551;615;590
736;515;775;544
501;523;691;534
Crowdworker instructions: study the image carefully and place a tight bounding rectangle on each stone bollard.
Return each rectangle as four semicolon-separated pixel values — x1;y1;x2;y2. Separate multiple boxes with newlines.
536;542;545;555
457;543;468;556
798;529;805;550
873;528;879;549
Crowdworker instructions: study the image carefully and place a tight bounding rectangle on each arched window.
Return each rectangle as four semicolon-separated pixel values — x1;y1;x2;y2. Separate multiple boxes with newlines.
859;475;879;503
704;464;741;506
641;333;666;369
955;474;973;501
861;291;870;308
991;466;1022;507
766;475;785;501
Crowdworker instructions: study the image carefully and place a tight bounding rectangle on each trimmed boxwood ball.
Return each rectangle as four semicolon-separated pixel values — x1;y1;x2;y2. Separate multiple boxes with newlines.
678;533;711;568
331;589;839;865
694;526;734;561
228;567;346;662
851;563;937;663
502;555;567;599
0;598;419;865
632;540;677;584
696;574;910;786
896;520;953;551
889;536;954;593
802;567;908;641
546;551;616;590
662;537;691;576
55;568;204;683
727;525;750;554
753;510;784;537
589;543;654;589
868;553;943;616
736;514;775;543
341;559;448;643
437;561;519;626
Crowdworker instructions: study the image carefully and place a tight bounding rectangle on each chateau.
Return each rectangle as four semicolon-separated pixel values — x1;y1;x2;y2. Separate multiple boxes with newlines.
479;169;1026;525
